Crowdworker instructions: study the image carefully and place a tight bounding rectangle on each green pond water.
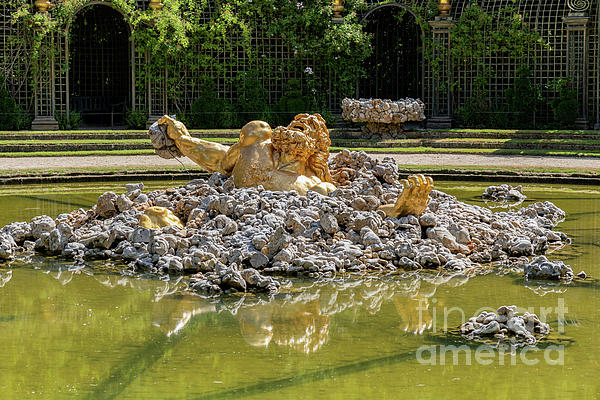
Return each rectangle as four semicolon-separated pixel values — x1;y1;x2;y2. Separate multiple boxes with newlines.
0;181;598;399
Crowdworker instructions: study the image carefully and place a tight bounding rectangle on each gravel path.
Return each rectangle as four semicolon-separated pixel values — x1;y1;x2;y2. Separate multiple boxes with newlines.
2;153;600;171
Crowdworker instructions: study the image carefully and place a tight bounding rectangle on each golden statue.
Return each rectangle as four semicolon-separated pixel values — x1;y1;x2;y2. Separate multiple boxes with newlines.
150;114;433;219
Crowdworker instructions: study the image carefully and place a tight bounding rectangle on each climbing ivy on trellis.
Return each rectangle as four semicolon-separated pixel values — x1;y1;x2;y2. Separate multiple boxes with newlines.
449;3;549;126
6;0;372;112
5;0;550;124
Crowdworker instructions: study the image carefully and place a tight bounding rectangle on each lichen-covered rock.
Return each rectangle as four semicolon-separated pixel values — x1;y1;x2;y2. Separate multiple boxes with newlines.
482;184;527;206
116;194;134;212
460;306;550;345
319;214;339;234
95;191;118;219
0;233;16;260
30;215;55;240
126;182;144;193
341;98;426;124
148;121;182;159
1;222;31;244
524;256;574;280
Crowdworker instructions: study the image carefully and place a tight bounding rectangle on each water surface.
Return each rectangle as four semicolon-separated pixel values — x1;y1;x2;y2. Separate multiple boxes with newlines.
0;181;598;399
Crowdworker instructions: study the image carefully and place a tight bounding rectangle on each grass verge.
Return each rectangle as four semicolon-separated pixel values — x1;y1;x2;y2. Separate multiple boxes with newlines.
2;146;600;158
329;147;600;157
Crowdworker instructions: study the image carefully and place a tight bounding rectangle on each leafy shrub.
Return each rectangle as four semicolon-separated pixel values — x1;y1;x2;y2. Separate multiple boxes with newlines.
456;74;489;128
549;79;579;127
505;67;543;129
56;111;82;130
182;77;237;129
190;98;237;129
273;79;309;127
0;86;31;130
176;109;191;128
457;98;488;128
487;105;510;129
125;108;148;129
236;72;272;124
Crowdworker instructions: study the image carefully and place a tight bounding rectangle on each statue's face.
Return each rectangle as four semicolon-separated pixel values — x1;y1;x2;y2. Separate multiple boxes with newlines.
271;126;318;164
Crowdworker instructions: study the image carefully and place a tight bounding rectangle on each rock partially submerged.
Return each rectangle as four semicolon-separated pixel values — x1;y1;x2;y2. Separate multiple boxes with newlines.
524;256;574;281
460;306;550;345
0;151;569;296
482;184;527;207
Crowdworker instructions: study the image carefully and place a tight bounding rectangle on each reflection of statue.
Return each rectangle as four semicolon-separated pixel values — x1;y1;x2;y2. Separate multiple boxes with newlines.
393;296;433;335
237;298;330;354
151;294;216;337
152;114;433;217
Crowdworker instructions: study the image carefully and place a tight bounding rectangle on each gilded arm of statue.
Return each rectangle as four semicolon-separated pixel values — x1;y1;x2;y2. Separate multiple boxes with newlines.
157;116;236;175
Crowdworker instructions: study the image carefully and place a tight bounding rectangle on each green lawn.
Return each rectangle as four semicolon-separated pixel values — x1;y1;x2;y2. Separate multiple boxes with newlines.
1;137;599;147
0;149;157;157
328;146;600;157
0;129;239;135
2;127;598;136
424;129;600;135
3;146;600;158
0;138;239;145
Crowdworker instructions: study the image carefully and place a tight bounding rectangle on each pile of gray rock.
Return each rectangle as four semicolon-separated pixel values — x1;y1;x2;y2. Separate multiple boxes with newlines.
341;98;426;124
341;97;426;138
482;184;527;207
460;305;550;345
0;151;569;295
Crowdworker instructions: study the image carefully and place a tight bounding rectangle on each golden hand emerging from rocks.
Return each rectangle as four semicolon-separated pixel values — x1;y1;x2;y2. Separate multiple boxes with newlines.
378;174;434;218
150;114;433;218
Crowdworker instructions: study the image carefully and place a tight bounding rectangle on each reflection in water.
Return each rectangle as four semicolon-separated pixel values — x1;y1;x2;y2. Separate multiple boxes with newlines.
151;294;216;337
32;259;479;355
26;259;477;355
43;264;91;286
238;295;330;354
0;269;11;288
524;281;569;297
139;271;474;354
94;273;188;303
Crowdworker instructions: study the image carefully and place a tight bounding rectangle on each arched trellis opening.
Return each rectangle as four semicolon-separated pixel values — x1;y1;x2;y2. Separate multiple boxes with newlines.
67;2;133;127
358;3;424;101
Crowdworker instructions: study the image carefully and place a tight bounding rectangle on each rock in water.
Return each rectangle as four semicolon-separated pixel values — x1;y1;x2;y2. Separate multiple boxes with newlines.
524;256;574;280
0;233;16;260
482;184;527;208
460;306;550;346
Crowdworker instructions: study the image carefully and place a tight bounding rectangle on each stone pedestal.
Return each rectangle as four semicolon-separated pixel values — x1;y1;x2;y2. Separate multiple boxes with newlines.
564;11;590;127
31;116;59;131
